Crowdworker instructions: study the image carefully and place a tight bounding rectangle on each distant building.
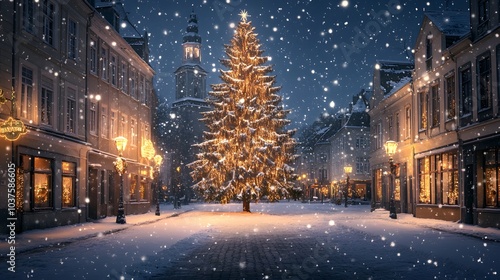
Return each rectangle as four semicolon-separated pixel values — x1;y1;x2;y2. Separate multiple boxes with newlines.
167;11;210;203
369;61;413;213
298;90;371;203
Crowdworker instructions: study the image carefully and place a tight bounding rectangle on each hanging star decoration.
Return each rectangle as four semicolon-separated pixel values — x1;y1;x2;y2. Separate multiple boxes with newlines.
239;10;250;22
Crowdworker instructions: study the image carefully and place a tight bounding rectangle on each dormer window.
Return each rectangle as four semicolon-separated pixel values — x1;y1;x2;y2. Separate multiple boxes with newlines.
478;0;489;36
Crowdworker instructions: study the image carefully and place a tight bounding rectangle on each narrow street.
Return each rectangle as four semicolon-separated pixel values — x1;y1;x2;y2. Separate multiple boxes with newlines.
2;203;499;279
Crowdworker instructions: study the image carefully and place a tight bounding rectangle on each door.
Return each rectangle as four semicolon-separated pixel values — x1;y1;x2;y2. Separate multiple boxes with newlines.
464;164;474;224
88;168;98;220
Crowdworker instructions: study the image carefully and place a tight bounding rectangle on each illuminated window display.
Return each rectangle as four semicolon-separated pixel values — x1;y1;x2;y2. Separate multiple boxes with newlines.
62;161;76;208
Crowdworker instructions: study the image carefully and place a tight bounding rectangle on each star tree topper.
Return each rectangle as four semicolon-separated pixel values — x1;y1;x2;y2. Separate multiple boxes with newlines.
239;10;250;22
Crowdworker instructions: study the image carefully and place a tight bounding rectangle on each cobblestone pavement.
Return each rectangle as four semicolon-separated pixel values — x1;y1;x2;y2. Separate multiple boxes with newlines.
136;222;472;280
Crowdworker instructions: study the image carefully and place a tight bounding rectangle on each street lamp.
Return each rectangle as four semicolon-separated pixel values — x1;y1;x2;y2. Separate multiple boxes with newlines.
153;154;163;216
384;140;398;219
114;136;128;224
343;165;352;207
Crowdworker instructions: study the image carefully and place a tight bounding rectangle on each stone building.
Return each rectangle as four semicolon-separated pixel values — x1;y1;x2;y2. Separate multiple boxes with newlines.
0;0;157;233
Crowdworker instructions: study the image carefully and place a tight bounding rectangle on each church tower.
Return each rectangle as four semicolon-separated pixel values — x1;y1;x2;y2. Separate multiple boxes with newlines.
169;10;209;204
173;11;207;105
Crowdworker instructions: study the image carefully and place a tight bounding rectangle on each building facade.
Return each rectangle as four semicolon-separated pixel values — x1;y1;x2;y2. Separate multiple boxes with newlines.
0;0;157;233
167;11;210;204
370;2;500;228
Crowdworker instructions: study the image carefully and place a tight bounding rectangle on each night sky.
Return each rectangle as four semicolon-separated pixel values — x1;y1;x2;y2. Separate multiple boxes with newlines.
122;0;469;128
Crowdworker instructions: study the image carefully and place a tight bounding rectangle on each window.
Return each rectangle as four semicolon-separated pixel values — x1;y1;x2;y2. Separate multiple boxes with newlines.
442;153;458;205
22;155;53;209
22;0;35;33
394;165;401;201
143;124;150;141
101;47;108;81
110;55;117;86
425;35;433;71
318;169;327;182
405;106;411;139
120;62;128;92
430;84;440;127
130;118;137;146
418;151;458;205
419;91;428;130
140;177;147;201
459;65;472;117
498;45;500;108
68;19;77;60
42;0;55;45
395;113;400;142
374;169;382;203
388;116;393;140
66;89;76;133
139;75;145;103
478;0;489;35
145;82;151;106
120;115;127;137
130;175;138;201
110;110;118;139
418;157;431;204
90;101;97;135
356;157;369;174
484;149;500;207
62;161;76;208
445;74;456;120
41;76;54;126
375;122;382;149
477;52;491;111
90;40;97;74
101;106;108;138
355;137;367;149
21;66;34;120
130;70;136;99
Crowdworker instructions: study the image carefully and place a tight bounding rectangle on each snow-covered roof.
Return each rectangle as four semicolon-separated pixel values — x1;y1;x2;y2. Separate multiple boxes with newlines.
425;11;470;37
377;60;413;97
352;98;366;113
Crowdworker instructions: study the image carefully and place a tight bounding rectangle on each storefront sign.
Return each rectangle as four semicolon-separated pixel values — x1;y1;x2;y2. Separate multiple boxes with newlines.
0;117;27;141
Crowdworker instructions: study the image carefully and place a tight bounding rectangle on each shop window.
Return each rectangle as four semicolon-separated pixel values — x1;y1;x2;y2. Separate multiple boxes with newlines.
374;169;382;203
394;165;401;201
418;151;458;205
418;157;431;204
140;177;147;201
130;174;138;201
484;149;500;207
62;161;76;208
22;155;53;209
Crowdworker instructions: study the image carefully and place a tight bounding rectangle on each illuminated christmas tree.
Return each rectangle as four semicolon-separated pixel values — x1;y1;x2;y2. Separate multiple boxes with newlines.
189;11;297;212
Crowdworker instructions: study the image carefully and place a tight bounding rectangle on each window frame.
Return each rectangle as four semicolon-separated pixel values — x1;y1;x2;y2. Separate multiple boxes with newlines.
67;18;78;60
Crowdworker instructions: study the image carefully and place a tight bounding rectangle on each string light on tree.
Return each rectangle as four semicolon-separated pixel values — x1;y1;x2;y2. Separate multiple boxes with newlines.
189;11;297;213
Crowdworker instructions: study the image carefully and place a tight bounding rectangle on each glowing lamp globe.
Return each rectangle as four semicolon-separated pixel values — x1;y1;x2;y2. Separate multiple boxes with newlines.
344;166;352;174
384;140;398;157
114;136;128;154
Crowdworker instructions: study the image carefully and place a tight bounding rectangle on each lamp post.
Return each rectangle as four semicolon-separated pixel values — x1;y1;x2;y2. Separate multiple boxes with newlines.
154;154;163;216
343;165;352;207
114;136;128;224
384;140;398;219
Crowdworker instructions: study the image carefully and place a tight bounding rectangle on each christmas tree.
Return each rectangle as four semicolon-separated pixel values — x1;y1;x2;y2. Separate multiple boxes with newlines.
189;11;297;212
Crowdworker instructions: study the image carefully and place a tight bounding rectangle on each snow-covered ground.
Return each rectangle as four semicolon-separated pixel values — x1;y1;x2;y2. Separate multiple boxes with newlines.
1;202;499;279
